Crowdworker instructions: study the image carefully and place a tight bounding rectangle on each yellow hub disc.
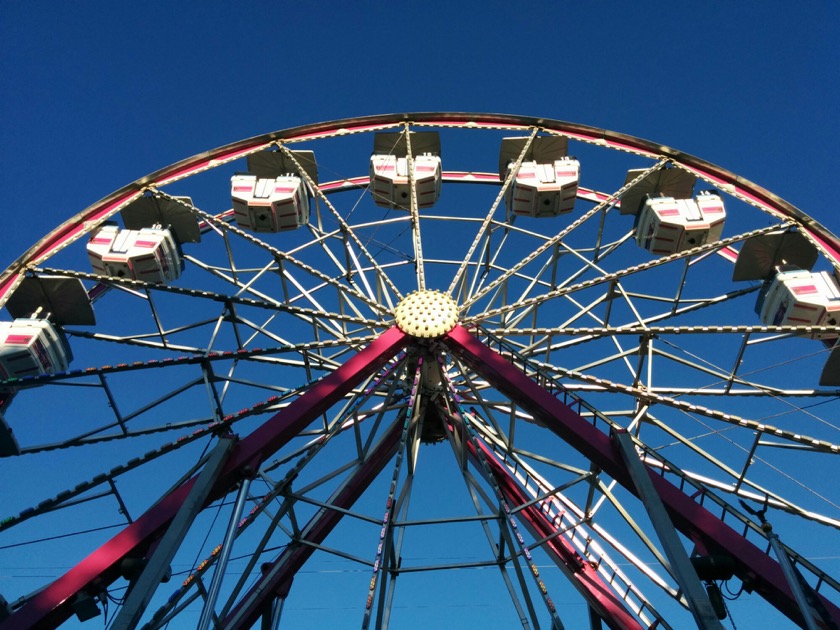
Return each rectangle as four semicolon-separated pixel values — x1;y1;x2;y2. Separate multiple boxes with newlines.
394;290;459;339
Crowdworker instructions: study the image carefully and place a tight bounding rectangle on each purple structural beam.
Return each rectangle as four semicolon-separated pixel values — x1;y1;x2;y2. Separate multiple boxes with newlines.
443;324;840;629
225;414;642;630
2;327;409;630
469;436;645;630
223;414;640;629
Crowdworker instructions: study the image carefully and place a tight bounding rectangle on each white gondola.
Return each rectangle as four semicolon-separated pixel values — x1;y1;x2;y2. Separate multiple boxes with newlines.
505;157;580;218
0;318;72;379
231;174;310;232
369;154;442;210
87;224;183;283
635;191;725;255
756;267;840;338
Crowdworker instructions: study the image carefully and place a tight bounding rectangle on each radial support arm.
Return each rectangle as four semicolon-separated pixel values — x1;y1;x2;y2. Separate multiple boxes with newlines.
443;324;840;628
2;326;409;630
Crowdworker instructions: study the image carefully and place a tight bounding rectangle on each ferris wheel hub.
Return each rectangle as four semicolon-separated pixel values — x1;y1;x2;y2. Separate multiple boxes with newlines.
394;290;458;339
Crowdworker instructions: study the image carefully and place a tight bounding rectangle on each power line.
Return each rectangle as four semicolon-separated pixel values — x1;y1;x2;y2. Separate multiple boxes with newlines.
0;523;124;550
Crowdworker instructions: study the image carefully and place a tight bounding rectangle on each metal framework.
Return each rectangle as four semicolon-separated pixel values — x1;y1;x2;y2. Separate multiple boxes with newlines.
1;113;839;629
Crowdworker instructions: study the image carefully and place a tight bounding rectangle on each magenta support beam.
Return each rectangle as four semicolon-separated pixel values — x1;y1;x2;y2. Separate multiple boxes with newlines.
221;417;404;629
470;437;644;630
443;324;840;628
2;326;409;630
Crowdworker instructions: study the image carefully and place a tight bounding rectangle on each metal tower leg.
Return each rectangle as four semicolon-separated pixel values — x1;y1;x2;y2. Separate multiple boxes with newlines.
739;500;822;630
766;532;820;630
260;581;292;630
197;476;253;630
470;436;643;630
612;429;722;629
268;596;286;629
112;435;236;630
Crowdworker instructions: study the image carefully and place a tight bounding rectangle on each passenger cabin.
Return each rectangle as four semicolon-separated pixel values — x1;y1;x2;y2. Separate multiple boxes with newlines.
0;318;72;379
504;157;580;218
635;191;726;255
369;131;442;211
231;174;310;232
87;224;183;283
619;166;696;216
369;154;442;210
499;136;579;219
755;267;840;339
121;195;202;245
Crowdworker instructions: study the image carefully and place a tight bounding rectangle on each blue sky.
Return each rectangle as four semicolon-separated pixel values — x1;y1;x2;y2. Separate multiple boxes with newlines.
1;2;839;628
2;1;838;269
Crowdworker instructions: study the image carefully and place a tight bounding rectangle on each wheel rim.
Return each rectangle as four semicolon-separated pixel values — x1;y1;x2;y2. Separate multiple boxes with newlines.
1;113;839;628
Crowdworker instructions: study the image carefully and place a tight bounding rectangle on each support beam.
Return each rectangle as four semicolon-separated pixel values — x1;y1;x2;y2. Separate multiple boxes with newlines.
766;530;821;630
739;500;826;630
469;434;644;630
2;326;409;630
443;324;840;628
112;436;235;630
196;476;253;630
612;429;722;629
260;578;293;630
443;419;540;629
222;417;404;629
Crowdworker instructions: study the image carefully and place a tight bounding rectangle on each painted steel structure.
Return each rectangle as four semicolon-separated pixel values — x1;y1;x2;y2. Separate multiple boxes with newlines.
1;114;840;629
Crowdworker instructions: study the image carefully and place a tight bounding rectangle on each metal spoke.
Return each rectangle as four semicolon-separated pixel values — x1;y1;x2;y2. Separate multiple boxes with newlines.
462;159;670;311
447;127;539;298
282;146;404;302
154;189;389;316
466;221;791;324
5;113;840;630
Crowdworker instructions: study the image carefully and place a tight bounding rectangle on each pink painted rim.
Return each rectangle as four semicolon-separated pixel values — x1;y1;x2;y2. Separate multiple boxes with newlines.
3;112;837;308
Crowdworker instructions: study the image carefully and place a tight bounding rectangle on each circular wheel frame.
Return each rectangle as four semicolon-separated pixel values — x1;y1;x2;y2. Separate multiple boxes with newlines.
1;113;840;629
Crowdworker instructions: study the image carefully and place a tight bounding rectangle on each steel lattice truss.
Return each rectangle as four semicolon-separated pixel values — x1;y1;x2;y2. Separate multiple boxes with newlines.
1;114;839;629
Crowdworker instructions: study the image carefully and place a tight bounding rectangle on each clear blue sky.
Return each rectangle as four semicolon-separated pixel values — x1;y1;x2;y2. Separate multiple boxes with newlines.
1;2;839;628
2;1;838;272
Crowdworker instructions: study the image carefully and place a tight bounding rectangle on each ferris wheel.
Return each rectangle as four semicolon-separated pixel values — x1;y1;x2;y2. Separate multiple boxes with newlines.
0;113;839;629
